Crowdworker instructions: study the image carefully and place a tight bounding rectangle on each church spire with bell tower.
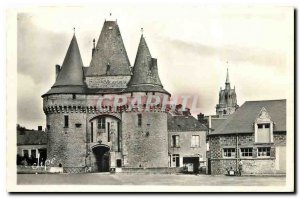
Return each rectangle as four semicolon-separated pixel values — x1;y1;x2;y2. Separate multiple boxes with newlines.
216;66;239;117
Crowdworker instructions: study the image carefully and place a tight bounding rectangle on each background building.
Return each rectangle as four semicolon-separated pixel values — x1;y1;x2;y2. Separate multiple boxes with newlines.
17;125;47;166
207;99;286;175
168;114;207;174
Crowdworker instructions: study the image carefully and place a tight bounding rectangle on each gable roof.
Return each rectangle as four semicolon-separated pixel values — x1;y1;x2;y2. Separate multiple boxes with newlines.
17;130;47;145
168;114;207;132
211;99;286;135
86;20;131;76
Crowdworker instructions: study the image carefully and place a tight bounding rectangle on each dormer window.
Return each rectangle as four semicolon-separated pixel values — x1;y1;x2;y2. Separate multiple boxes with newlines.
254;107;273;143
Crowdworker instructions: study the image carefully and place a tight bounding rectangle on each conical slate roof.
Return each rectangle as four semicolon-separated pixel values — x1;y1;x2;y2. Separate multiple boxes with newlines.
53;34;85;87
86;20;131;76
43;34;85;96
126;35;168;94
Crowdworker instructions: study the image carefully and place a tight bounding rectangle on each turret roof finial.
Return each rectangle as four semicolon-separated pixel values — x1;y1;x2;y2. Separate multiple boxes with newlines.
73;27;76;35
141;27;144;35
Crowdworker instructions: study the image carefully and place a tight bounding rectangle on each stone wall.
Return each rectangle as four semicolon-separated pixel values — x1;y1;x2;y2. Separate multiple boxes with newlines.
122;111;168;168
274;132;286;146
46;109;87;169
209;133;285;175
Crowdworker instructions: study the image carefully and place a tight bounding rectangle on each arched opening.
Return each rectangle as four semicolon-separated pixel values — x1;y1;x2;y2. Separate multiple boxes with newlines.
92;144;110;172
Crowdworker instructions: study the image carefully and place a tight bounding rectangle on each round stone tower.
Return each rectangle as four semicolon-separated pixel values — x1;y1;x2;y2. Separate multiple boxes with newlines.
42;34;88;172
122;35;170;168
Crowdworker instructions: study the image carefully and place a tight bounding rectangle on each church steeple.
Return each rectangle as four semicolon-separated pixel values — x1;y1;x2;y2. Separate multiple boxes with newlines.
216;68;238;117
225;68;230;90
226;68;230;84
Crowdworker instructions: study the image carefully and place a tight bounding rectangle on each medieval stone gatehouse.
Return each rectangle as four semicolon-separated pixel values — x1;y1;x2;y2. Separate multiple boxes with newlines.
42;20;171;173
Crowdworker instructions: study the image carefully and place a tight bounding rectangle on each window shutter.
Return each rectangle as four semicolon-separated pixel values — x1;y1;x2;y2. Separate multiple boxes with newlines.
253;147;257;158
270;147;276;158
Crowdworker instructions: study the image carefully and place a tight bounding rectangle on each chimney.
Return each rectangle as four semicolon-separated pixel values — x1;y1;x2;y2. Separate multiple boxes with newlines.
55;64;61;79
38;126;43;131
183;108;191;116
198;113;205;123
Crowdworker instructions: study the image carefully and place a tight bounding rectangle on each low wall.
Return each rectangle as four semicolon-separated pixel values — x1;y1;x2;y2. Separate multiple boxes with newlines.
17;166;63;174
115;167;181;174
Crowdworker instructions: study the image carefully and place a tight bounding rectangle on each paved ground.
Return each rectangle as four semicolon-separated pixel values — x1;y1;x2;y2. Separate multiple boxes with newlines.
17;173;286;186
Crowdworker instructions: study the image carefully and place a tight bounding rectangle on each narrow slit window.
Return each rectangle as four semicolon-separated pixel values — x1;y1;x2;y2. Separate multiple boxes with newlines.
64;115;69;128
138;114;142;127
91;122;94;142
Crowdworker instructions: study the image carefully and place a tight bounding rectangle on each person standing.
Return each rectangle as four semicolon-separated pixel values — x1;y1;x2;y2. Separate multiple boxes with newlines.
238;160;243;176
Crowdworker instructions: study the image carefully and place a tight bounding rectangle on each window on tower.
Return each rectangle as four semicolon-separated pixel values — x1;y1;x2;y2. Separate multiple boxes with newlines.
98;117;106;130
138;114;142;127
64;115;69;128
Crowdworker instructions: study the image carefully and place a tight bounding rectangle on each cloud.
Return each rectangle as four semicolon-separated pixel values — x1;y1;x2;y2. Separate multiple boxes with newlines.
160;37;287;71
17;13;69;85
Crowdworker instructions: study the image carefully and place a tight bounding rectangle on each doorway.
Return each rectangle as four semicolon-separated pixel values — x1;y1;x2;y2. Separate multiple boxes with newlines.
92;145;110;172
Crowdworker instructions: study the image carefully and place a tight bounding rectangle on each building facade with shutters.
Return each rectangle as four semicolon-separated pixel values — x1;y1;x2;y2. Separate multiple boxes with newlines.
168;114;207;174
207;99;286;175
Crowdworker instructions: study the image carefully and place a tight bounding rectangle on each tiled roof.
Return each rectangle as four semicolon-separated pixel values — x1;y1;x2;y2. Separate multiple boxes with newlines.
168;114;207;132
124;84;170;95
17;130;47;145
211;118;227;130
211;99;286;135
86;21;131;76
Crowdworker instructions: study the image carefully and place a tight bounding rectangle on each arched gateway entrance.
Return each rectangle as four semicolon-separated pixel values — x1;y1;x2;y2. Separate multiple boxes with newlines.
92;144;110;172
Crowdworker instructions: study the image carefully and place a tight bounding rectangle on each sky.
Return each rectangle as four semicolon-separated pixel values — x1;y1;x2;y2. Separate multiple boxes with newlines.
17;5;294;130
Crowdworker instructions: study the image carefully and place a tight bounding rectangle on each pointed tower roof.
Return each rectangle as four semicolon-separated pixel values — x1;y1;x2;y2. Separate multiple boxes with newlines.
86;20;131;76
225;68;230;84
126;35;169;94
43;34;85;96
